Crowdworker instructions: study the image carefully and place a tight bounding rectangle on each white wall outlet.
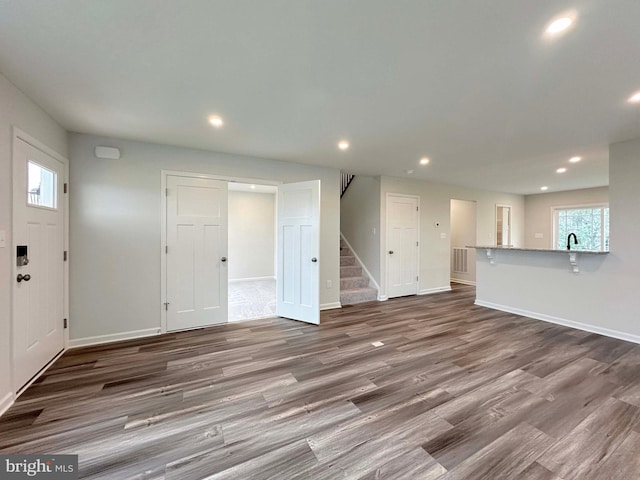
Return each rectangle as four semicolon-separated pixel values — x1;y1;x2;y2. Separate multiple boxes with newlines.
0;230;5;248
326;280;332;289
372;227;376;235
535;233;544;239
440;232;447;239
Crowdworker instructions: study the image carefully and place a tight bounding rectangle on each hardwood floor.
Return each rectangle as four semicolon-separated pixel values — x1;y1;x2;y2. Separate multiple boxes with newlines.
2;284;640;479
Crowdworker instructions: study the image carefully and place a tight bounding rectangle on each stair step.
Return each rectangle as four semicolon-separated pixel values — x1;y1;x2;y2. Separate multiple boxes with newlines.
340;255;356;266
340;265;362;278
341;287;378;305
340;246;351;256
340;239;347;248
340;276;370;289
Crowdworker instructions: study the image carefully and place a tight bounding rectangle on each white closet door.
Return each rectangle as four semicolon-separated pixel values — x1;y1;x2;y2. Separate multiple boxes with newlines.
166;175;228;331
276;180;320;324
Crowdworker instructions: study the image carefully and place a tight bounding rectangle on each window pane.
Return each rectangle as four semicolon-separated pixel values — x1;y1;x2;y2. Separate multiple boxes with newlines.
604;208;610;251
27;161;57;208
554;205;609;252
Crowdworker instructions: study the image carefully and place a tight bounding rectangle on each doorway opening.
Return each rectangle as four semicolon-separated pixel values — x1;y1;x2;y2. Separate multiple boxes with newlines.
162;172;321;331
228;182;277;322
450;199;477;286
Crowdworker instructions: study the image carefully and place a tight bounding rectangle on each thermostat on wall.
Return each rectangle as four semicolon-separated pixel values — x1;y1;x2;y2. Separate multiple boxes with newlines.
95;146;121;160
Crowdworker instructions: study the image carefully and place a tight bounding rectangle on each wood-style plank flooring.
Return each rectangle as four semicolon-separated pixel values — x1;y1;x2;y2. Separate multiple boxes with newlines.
2;284;640;479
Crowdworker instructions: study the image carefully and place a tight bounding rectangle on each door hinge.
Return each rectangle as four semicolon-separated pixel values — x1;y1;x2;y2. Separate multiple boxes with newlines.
416;241;419;247
63;318;68;329
416;276;419;281
63;251;68;261
64;183;68;194
165;188;169;196
164;302;170;311
416;206;418;211
165;245;168;254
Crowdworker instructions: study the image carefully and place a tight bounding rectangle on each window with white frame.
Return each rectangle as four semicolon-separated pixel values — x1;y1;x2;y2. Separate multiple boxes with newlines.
553;205;609;251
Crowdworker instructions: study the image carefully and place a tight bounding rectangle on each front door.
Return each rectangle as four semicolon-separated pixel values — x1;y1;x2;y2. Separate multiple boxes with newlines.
386;194;419;298
276;180;320;324
165;175;228;331
12;137;65;389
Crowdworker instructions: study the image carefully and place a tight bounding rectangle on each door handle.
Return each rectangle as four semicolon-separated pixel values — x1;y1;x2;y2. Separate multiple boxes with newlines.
311;257;317;262
221;257;227;262
17;274;31;283
389;250;394;254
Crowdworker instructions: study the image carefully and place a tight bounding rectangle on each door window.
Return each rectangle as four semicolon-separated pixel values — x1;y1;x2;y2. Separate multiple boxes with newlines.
27;160;57;208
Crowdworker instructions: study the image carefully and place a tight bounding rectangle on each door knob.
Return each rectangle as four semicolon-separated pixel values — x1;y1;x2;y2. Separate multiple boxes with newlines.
389;250;394;254
17;274;31;283
221;257;227;262
311;257;317;262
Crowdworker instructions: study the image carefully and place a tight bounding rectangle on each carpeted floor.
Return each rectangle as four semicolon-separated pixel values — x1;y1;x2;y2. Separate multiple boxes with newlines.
228;277;276;322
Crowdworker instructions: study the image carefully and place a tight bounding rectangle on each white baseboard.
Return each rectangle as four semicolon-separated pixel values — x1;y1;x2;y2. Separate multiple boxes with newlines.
418;286;452;295
340;234;381;292
320;302;342;311
475;300;640;345
229;276;275;283
0;392;14;417
451;279;476;286
68;328;161;349
378;295;388;301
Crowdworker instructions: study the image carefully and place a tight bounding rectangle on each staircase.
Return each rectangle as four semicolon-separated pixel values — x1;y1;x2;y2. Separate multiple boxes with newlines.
340;238;377;305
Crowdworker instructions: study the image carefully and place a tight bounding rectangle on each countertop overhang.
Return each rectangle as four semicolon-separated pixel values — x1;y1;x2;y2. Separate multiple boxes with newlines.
466;246;608;273
467;246;609;255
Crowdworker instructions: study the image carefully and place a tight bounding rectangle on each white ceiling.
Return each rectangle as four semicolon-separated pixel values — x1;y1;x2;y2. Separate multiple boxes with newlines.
1;0;639;194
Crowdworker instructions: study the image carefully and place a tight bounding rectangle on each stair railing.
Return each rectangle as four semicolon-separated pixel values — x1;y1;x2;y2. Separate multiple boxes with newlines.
340;173;355;198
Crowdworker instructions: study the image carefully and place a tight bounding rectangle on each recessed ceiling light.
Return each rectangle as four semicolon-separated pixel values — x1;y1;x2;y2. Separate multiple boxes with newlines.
540;186;549;191
556;167;567;173
338;140;350;151
628;91;640;103
546;17;573;35
250;184;256;189
569;156;582;163
208;115;224;128
419;157;430;165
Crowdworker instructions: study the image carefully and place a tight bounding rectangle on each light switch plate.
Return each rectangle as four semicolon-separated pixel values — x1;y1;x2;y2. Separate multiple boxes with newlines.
0;230;5;248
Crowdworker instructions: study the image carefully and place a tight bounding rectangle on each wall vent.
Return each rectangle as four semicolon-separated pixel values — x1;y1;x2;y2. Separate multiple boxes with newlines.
452;247;468;274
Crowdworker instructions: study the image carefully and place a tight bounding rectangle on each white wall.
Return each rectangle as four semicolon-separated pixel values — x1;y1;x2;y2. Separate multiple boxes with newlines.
0;73;68;413
228;191;275;280
69;133;340;341
476;137;640;343
450;199;477;285
524;187;609;249
340;175;381;285
379;176;525;297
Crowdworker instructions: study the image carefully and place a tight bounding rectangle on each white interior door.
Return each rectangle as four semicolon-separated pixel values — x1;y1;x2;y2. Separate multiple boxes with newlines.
166;175;228;331
386;194;419;298
276;180;320;324
12;138;65;389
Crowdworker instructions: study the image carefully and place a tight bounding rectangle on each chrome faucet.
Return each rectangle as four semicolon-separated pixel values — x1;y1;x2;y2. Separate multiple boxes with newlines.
567;233;578;250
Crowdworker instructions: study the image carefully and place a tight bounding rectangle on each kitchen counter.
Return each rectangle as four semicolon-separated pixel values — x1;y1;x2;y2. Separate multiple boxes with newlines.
467;246;609;273
468;246;609;255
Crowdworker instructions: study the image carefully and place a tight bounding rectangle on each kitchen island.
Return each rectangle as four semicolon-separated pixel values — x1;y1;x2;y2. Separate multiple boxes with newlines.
465;246;636;343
